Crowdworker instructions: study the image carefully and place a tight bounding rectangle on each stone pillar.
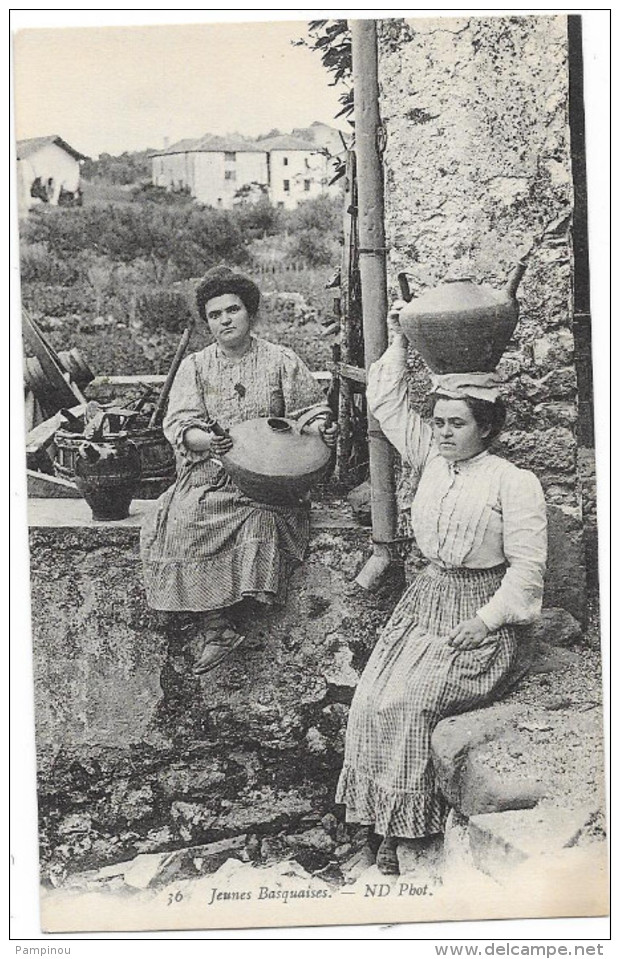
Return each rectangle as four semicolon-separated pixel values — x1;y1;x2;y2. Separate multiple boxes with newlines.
377;15;587;621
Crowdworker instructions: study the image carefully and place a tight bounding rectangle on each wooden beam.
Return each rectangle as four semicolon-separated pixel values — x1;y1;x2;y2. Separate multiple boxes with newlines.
91;371;333;386
26;405;85;455
338;363;367;386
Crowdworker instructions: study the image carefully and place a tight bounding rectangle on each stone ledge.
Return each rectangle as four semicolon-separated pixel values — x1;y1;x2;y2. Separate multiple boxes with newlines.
27;497;364;532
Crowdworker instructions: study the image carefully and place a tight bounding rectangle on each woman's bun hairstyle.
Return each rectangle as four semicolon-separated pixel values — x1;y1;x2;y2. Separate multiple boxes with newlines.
430;393;507;447
196;266;261;322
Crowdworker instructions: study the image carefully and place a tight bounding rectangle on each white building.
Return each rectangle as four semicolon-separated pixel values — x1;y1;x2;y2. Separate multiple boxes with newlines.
258;134;329;210
151;132;334;210
16;135;87;213
151;136;268;208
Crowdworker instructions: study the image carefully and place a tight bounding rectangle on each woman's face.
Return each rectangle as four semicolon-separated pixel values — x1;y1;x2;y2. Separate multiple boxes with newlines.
205;293;252;350
432;398;490;462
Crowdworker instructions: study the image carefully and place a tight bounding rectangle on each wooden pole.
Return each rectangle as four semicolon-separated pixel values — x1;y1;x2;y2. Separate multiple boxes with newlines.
148;323;193;427
351;18;398;589
336;151;356;481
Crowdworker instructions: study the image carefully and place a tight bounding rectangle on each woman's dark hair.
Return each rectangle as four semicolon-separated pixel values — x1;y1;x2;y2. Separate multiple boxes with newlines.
431;393;506;447
196;266;261;322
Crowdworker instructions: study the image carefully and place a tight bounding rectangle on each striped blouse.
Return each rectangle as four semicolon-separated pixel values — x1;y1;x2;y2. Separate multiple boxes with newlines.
163;336;326;467
367;339;547;632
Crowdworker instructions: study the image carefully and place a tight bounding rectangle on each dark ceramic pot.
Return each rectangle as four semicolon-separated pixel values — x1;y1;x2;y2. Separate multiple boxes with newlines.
398;261;528;373
55;425;174;500
73;434;142;521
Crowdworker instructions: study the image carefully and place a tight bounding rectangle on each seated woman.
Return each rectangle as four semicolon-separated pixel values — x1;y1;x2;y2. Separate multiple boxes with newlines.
141;266;336;674
336;300;547;875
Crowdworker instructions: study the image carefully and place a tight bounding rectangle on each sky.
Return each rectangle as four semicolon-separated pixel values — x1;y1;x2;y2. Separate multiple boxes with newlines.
13;16;349;157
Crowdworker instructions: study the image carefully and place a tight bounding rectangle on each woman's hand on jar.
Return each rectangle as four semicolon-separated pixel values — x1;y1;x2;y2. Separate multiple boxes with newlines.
208;431;233;456
184;426;233;456
448;616;490;650
319;420;339;448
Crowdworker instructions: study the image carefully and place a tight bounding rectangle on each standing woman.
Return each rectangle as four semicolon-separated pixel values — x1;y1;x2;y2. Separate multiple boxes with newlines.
141;266;336;673
336;300;547;874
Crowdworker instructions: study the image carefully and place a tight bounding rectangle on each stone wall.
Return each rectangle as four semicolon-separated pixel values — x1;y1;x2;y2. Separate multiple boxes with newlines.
376;15;589;621
29;512;605;916
29;515;402;885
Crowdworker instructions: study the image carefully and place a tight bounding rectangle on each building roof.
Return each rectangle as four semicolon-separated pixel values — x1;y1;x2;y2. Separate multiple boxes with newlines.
151;132;323;158
256;134;321;152
151;135;264;157
16;135;88;162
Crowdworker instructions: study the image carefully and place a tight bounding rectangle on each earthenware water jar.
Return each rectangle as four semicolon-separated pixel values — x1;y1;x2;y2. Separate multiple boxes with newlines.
74;433;142;521
221;405;334;506
398;260;528;373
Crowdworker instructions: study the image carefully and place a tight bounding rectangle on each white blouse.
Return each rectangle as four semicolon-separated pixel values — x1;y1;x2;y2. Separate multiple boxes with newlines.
367;340;547;632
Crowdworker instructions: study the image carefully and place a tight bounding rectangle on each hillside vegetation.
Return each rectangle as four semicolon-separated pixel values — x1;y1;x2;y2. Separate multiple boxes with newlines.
19;187;343;377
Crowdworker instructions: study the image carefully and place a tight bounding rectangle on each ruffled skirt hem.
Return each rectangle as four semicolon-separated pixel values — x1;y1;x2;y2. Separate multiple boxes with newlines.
143;539;290;612
335;764;449;839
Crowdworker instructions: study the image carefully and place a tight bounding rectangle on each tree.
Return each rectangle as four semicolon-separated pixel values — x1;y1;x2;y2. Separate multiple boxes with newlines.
295;20;353;180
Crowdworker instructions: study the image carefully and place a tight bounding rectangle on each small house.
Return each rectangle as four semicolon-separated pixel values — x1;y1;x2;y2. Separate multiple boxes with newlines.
16;135;87;213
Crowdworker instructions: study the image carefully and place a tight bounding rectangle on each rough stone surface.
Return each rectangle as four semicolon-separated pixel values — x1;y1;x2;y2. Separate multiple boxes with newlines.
432;647;606;823
544;505;587;620
29;521;401;882
468;806;603;881
30;515;605;890
521;607;582;648
377;16;592;622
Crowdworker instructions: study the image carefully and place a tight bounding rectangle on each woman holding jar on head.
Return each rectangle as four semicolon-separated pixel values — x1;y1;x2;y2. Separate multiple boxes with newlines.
141;266;337;674
336;298;547;875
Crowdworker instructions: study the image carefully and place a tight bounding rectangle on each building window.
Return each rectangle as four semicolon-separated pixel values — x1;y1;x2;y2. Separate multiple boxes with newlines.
225;170;236;181
283;157;288;166
224;152;236;162
304;180;311;191
283;179;290;192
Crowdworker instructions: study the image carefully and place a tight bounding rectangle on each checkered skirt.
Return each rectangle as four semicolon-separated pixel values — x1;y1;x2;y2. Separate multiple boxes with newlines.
141;459;310;612
336;563;516;838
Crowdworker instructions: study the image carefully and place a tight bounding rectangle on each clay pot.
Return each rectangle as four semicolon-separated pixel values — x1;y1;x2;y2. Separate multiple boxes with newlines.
398;261;528;373
73;435;141;521
221;405;333;505
55;424;175;500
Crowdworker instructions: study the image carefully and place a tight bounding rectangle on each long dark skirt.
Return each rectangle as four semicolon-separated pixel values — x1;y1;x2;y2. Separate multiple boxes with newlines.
336;564;516;839
141;459;310;612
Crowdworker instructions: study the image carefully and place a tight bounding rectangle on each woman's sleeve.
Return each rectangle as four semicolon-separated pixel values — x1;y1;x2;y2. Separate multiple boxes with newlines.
279;346;327;414
163;355;213;464
366;339;434;470
476;468;547;631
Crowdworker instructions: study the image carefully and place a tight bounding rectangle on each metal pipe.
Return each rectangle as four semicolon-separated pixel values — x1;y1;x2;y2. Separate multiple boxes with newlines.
351;18;398;590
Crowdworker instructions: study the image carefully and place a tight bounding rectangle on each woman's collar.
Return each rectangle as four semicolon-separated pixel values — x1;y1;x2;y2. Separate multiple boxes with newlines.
215;334;256;361
447;449;490;473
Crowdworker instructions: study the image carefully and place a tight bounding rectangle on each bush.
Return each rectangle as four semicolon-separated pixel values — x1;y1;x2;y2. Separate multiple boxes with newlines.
21;204;249;279
130;181;193;205
285;195;341;235
21;283;94;319
233;198;283;239
81;150;152;185
135;289;193;333
19;243;81;285
289;227;339;267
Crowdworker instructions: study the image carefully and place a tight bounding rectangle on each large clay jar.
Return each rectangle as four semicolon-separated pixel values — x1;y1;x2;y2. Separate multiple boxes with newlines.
55;424;174;499
74;435;142;521
398;261;527;373
221;405;333;506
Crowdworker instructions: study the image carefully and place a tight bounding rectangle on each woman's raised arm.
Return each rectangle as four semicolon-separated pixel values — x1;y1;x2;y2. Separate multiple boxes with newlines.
366;304;434;471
